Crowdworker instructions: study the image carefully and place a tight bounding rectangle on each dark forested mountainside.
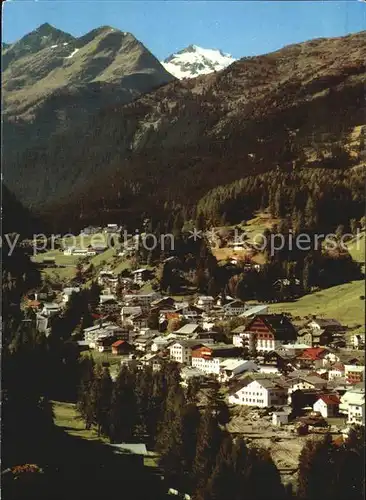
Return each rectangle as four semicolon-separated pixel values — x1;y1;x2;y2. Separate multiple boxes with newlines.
2;23;175;165
1;183;43;236
5;32;366;229
4;31;365;231
197;168;365;233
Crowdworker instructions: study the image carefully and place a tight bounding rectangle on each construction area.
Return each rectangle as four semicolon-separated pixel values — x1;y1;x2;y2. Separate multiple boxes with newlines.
226;405;344;485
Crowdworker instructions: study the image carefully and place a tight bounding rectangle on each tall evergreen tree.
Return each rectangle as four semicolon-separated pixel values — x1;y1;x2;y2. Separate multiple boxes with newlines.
76;355;95;430
192;406;224;491
90;365;113;436
109;365;137;443
298;434;337;500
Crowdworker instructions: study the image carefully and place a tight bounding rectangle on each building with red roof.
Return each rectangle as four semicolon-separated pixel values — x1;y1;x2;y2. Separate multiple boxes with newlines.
296;347;328;369
111;340;133;356
313;393;340;418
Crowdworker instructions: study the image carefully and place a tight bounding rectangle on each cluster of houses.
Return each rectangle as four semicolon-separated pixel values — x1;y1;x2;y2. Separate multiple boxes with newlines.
26;269;365;430
62;224;122;256
63;243;108;257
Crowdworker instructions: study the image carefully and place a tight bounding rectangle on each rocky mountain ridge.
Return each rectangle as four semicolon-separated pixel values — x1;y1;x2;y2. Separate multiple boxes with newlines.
2;23;175;161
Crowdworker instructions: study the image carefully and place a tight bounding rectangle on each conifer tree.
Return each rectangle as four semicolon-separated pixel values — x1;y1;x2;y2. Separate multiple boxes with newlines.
298;434;336;500
156;380;185;455
186;377;201;404
134;367;154;439
90;365;113;436
109;365;137;443
192;406;224;491
200;435;234;500
244;446;285;500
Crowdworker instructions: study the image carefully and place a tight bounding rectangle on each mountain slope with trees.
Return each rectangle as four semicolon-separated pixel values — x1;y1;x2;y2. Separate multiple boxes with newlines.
5;30;365;230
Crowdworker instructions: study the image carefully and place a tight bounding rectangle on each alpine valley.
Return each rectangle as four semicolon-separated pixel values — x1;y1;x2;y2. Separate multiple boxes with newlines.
2;19;366;500
2;24;366;231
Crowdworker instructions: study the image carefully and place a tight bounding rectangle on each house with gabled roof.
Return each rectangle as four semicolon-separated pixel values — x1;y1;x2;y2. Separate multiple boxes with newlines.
328;362;345;380
131;268;154;285
150;296;176;310
339;385;365;426
287;373;327;393
174;305;204;321
313;394;340;418
220;299;247;317
175;323;202;337
243;314;297;353
295;347;329;369
323;349;365;368
121;306;142;323
61;287;81;304
307;318;343;332
228;375;288;408
111;340;134;356
191;344;243;376
195;296;215;311
169;340;204;364
218;359;259;383
297;328;333;347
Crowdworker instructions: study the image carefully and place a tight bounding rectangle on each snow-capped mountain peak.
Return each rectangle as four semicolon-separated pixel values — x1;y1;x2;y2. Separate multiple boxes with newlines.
162;44;236;79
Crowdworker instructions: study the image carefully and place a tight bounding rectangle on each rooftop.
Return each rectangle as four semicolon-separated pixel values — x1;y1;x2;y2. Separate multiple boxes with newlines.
239;304;268;318
309;318;343;328
318;394;340;405
246;314;297;340
219;358;257;371
175;323;201;335
297;347;328;360
112;340;126;348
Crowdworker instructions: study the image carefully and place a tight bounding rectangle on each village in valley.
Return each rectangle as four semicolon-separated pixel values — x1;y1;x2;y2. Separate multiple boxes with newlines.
3;9;366;499
23;217;365;488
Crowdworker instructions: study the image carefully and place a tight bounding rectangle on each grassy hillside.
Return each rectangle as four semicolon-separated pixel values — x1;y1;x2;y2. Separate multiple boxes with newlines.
31;232;124;281
270;279;364;330
270;231;365;329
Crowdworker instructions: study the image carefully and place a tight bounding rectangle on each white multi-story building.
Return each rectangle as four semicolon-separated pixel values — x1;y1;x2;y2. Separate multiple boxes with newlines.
192;355;221;375
123;292;160;310
169;341;202;364
228;378;288;408
231;325;249;348
63;247;96;256
191;344;240;375
340;386;365;426
83;322;130;348
313;394;340;419
220;300;247;317
348;399;365;426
